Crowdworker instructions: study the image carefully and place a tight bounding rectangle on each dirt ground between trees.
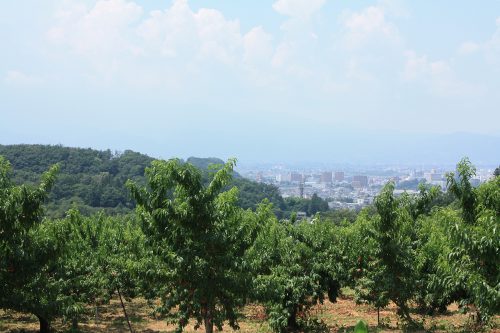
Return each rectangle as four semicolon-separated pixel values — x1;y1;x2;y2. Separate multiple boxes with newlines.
1;294;499;333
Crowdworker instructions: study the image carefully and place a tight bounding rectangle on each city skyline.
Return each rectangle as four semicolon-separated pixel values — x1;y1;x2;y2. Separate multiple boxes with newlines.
241;160;496;211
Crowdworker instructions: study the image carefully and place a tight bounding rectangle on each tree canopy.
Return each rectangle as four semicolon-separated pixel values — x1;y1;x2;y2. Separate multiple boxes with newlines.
0;156;59;332
127;158;258;333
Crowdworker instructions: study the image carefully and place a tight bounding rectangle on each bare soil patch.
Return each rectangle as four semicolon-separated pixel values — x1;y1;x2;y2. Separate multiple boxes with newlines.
1;295;498;333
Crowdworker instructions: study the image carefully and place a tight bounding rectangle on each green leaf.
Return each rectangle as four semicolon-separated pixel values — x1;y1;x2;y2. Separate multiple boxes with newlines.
354;319;368;333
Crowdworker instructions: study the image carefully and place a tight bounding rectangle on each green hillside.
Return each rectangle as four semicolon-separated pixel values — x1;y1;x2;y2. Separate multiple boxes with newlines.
0;144;297;217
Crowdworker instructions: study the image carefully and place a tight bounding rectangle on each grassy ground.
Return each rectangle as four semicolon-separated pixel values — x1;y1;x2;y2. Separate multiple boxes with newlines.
1;293;499;333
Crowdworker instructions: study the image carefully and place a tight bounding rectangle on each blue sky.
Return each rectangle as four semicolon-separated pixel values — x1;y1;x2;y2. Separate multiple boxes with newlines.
1;0;499;163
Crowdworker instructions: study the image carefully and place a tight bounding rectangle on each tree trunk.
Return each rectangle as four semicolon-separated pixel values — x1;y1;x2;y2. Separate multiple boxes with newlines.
397;302;415;326
117;287;133;333
36;315;50;333
72;317;78;330
204;307;214;333
475;310;483;325
287;306;299;331
377;306;380;326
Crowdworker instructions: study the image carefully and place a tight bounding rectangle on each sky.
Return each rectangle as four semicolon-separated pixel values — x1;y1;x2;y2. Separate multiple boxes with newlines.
1;0;499;164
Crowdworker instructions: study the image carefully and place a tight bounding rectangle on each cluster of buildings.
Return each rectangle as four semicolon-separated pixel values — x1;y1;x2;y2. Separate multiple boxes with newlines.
242;164;495;211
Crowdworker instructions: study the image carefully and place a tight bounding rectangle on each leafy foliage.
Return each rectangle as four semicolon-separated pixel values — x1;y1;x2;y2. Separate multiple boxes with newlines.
443;159;500;322
414;208;464;314
127;158;257;333
354;320;368;333
320;208;360;225
0;156;60;332
353;182;439;324
0;144;153;217
247;210;341;333
446;157;478;225
283;193;329;217
50;211;145;326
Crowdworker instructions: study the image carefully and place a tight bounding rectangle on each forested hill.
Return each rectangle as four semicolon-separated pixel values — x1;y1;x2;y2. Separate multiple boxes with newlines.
0;144;286;218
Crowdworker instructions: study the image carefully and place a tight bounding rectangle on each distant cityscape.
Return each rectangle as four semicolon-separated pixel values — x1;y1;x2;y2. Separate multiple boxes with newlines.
239;164;496;210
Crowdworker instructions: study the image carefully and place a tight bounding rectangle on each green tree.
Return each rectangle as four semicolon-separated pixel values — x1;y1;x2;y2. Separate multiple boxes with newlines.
308;193;328;215
355;183;438;325
414;208;463;314
283;195;329;217
247;210;341;332
321;208;359;225
341;210;376;299
0;156;59;333
48;210;145;329
444;158;500;323
446;157;477;225
127;158;256;333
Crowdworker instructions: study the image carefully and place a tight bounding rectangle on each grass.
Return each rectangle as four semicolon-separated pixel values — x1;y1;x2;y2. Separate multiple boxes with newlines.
0;293;498;333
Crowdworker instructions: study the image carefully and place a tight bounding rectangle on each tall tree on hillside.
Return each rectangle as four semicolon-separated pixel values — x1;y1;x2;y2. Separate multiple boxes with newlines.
127;158;257;333
0;156;59;333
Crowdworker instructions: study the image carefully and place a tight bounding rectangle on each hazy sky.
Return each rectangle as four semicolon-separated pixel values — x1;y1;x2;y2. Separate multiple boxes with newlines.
1;0;499;163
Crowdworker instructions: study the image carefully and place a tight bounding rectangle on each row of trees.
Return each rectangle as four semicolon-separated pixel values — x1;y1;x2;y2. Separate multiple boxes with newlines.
1;156;498;332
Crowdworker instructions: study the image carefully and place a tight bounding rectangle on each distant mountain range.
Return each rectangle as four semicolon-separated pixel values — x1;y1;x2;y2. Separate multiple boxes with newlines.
234;131;500;166
335;132;500;166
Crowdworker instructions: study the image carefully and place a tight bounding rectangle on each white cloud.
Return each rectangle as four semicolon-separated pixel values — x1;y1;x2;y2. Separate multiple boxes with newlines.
269;0;326;80
272;0;325;19
271;42;292;68
457;17;500;68
42;0;487;99
47;0;321;88
341;6;399;49
138;0;244;64
402;51;481;96
46;0;407;90
269;40;314;80
484;17;500;66
4;70;43;85
378;0;410;18
49;0;249;68
240;27;279;87
136;1;196;58
48;0;143;57
403;51;454;82
243;27;274;64
402;51;431;81
345;59;375;82
195;9;242;64
459;41;480;55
